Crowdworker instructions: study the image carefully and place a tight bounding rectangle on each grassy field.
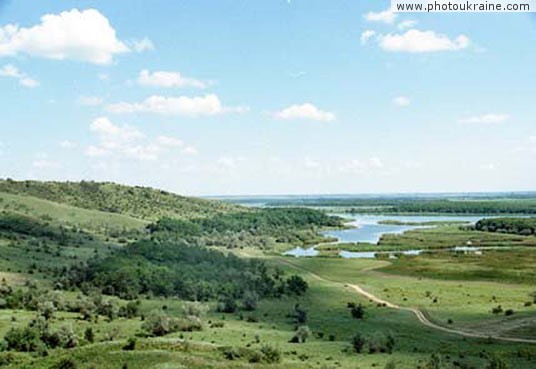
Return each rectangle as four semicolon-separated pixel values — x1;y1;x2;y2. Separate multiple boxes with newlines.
0;183;535;369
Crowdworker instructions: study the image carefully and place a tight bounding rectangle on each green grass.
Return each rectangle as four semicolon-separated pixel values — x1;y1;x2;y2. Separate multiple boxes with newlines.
0;192;147;233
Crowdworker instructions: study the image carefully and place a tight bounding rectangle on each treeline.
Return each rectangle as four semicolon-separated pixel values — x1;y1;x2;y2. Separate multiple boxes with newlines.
62;239;308;303
0;212;91;246
474;218;536;236
0;179;241;221
148;208;342;245
264;198;536;214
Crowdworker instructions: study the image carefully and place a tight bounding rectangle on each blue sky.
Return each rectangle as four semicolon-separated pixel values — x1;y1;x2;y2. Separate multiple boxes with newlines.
0;0;535;195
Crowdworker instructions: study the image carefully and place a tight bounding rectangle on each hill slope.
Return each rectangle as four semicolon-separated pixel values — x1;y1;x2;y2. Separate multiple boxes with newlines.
0;180;243;221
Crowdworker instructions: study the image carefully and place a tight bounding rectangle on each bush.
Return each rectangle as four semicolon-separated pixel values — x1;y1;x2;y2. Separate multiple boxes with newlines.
123;337;136;351
486;353;510;369
217;296;237;313
178;316;203;332
84;327;94;343
290;326;311;343
350;303;365;319
54;358;77;369
259;344;281;363
351;333;366;353
286;275;308;296
141;310;180;337
4;326;43;352
182;302;208;317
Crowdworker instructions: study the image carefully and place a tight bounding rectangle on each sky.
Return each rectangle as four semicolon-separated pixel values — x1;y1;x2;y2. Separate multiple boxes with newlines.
0;0;535;196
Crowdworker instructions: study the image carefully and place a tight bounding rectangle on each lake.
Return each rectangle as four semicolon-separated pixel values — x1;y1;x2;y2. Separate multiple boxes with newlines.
284;213;483;257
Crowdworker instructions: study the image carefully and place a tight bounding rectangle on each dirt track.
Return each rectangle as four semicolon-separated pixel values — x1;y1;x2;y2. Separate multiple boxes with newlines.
281;259;536;344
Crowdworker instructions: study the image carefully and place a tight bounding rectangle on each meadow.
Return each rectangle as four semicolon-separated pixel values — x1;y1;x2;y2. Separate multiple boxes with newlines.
0;181;534;369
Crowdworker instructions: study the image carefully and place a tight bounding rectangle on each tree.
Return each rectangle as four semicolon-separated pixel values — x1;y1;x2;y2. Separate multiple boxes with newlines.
286;275;308;296
4;326;43;352
241;291;259;311
38;301;56;321
351;333;366;353
350;303;365;319
84;327;94;343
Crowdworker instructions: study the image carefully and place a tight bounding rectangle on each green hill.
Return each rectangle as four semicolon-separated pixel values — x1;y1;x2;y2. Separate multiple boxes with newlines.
0;179;243;221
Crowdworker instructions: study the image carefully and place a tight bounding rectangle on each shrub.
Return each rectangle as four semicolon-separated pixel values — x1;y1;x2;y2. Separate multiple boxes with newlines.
216;296;237;313
259;344;281;363
178;316;203;332
351;333;366;353
491;305;503;314
123;337;136;351
182;301;208;317
286;275;308;296
142;310;180;337
290;326;311;343
54;358;77;369
84;327;94;343
350;303;365;319
4;326;43;352
486;353;510;369
504;309;514;316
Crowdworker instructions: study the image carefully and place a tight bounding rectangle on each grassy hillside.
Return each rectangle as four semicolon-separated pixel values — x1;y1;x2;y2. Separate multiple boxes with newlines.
0;181;534;369
0;179;243;221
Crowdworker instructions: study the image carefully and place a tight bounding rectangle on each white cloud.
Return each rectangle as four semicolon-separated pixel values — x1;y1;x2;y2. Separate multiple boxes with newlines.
130;37;154;52
480;163;495;170
398;20;418;30
0;64;39;87
85;117;194;161
364;8;397;24
393;96;411;107
77;95;103;106
378;29;470;53
107;94;247;117
0;9;129;64
274;103;335;122
137;69;207;89
182;146;198;155
360;30;376;45
459;113;509;124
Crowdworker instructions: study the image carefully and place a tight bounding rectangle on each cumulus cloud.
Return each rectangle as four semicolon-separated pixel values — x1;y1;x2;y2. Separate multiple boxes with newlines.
364;8;397;24
107;94;247;117
378;29;470;53
0;64;39;87
77;95;103;106
85;117;194;161
360;30;376;45
459;113;509;124
0;9;130;64
393;96;411;107
274;103;335;122
398;20;418;30
137;69;207;89
130;38;154;52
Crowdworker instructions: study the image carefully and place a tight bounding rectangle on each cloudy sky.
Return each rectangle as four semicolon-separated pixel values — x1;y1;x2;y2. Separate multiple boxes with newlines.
1;0;535;195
